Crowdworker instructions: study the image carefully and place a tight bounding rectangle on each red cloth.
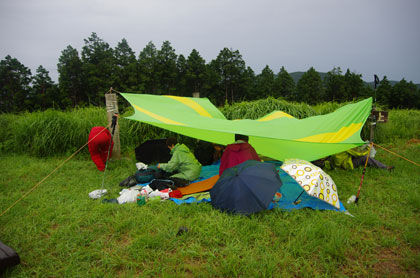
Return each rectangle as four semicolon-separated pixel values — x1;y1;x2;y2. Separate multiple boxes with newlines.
169;189;183;198
219;142;260;176
88;126;114;171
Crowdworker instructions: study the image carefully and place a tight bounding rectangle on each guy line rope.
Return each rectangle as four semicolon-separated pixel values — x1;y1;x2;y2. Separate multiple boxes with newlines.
0;124;111;218
373;143;420;168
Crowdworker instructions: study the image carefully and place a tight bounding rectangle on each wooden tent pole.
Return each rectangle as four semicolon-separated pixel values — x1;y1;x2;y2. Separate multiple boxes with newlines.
105;88;121;160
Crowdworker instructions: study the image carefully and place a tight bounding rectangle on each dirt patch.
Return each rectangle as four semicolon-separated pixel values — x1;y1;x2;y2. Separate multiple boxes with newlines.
372;248;419;278
407;139;420;145
118;235;132;247
372;249;401;277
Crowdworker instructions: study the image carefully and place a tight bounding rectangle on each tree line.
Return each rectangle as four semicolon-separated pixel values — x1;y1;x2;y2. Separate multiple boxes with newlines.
1;32;419;113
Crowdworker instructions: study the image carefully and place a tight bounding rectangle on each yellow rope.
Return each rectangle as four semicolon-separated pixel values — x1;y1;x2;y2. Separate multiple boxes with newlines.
0;125;111;217
373;143;420;168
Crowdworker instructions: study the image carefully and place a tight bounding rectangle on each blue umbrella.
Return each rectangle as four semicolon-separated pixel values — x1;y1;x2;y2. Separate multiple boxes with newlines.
210;160;282;215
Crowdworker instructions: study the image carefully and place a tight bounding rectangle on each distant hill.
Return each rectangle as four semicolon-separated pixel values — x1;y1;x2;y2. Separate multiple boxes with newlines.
289;71;420;89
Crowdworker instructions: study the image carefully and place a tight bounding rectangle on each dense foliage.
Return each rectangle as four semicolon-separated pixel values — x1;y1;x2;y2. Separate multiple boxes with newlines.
1;33;420;113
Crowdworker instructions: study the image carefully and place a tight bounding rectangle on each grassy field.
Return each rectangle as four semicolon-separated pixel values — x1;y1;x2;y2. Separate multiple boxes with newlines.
1;140;419;277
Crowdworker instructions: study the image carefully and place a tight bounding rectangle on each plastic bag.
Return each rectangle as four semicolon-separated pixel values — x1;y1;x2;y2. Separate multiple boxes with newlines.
89;189;108;199
117;187;142;204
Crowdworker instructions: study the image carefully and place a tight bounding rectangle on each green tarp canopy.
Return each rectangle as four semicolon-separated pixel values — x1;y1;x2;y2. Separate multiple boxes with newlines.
121;93;372;162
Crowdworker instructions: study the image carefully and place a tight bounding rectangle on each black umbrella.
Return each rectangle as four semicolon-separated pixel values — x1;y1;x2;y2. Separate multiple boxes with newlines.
210;160;282;215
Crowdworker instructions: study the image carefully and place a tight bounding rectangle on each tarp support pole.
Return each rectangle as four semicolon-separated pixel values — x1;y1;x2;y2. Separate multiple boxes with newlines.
355;104;376;204
105;88;121;160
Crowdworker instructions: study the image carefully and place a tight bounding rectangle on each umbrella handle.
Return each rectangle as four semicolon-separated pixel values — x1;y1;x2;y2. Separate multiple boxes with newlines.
293;190;305;205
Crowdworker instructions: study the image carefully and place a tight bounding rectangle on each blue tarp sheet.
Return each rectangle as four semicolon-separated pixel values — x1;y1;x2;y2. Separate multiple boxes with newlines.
169;162;346;212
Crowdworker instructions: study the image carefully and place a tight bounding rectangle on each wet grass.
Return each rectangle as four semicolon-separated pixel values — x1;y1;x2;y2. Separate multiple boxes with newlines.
1;141;419;277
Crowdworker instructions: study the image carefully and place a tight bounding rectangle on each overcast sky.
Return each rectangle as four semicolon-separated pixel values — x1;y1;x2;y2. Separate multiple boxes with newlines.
1;0;419;83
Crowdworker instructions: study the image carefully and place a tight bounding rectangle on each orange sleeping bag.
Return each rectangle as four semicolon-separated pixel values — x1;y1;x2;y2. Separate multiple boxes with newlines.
179;175;219;195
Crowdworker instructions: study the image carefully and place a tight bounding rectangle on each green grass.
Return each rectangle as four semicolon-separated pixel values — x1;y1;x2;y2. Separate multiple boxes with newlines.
1;142;419;277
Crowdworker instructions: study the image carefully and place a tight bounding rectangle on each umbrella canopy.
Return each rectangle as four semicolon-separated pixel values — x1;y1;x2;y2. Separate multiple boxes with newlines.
210;160;283;215
280;159;341;209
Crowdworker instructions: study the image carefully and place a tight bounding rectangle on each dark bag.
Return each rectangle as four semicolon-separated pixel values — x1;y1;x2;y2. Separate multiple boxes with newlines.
0;241;20;274
119;175;138;187
149;179;176;191
134;169;156;183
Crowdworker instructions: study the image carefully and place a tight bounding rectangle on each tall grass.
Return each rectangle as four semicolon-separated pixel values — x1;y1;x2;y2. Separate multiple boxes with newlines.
374;109;420;143
1;99;419;157
312;101;346;115
0;108;107;157
221;97;318;120
0;107;182;157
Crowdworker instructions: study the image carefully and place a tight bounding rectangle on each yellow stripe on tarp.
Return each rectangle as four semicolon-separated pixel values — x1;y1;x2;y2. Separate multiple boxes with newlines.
165;95;212;118
133;104;186;126
257;111;295;121
296;123;363;143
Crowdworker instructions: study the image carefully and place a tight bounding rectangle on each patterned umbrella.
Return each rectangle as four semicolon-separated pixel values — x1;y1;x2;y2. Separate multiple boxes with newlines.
280;159;340;209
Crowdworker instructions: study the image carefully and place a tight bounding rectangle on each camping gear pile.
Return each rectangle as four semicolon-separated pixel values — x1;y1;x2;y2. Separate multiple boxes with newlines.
109;158;345;215
114;162;218;205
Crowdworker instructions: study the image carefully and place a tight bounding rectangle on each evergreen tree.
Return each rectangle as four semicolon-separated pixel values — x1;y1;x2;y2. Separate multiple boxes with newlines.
390;79;420;109
57;45;84;107
138;41;158;94
323;67;345;102
81;32;115;105
0;55;32;112
114;38;138;91
274;66;295;100
30;66;58;110
156;41;178;95
255;65;275;99
295;67;324;104
375;76;392;107
343;69;365;101
202;62;223;105
239;66;257;101
176;54;188;97
213;48;246;103
186;49;206;96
